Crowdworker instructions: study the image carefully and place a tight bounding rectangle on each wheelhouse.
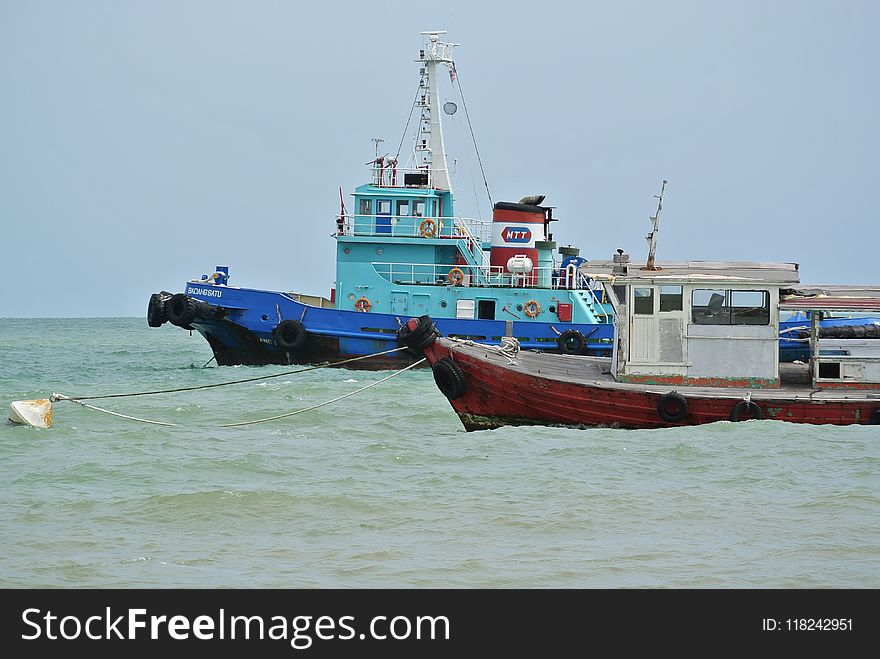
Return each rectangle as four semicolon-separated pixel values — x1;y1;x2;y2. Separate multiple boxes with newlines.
584;255;801;387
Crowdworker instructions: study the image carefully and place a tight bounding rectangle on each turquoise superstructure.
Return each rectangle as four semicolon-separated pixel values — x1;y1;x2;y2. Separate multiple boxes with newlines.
336;176;608;330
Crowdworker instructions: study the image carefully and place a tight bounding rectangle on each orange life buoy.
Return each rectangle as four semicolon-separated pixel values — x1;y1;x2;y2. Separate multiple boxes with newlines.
419;218;438;238
448;267;465;286
354;296;372;312
524;299;541;318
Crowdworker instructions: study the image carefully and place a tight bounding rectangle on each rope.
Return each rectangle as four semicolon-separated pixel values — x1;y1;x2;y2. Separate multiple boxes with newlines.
396;71;426;161
447;336;519;364
219;358;426;427
53;358;427;428
499;336;521;357
51;346;410;402
453;64;493;208
60;397;178;427
451;96;482;220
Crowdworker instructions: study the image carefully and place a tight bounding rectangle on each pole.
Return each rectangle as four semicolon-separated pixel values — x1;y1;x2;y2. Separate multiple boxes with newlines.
644;179;667;271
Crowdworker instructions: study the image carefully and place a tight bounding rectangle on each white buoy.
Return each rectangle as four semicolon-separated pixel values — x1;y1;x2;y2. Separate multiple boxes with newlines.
8;399;53;428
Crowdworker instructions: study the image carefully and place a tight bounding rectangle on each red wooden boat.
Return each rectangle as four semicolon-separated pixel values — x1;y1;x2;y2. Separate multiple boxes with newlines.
398;255;880;431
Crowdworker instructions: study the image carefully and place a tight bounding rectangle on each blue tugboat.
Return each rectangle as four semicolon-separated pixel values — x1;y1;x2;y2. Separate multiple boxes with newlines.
147;32;614;367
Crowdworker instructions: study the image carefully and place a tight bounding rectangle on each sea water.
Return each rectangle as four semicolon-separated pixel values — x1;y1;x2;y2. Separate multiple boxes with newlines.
1;318;878;588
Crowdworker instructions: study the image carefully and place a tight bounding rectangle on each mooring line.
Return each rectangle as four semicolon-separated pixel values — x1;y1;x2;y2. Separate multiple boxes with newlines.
61;398;179;427
218;358;427;428
50;356;426;429
52;346;410;402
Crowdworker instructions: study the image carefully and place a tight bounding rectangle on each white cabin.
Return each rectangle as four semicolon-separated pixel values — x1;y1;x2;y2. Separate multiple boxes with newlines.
583;256;801;388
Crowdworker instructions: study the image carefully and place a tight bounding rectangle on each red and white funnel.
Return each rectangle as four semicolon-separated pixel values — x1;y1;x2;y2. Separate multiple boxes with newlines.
489;201;547;281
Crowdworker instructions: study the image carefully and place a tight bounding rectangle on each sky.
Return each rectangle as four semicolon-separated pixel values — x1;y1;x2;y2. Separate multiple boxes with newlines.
1;0;878;317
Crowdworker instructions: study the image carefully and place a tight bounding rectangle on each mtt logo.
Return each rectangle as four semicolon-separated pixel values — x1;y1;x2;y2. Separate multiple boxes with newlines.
502;226;532;243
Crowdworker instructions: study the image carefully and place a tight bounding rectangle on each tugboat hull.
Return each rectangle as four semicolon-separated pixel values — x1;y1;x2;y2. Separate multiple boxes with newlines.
152;289;614;369
195;317;421;369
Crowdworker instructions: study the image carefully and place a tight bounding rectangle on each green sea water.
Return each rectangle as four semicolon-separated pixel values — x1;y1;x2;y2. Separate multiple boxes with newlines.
1;318;878;588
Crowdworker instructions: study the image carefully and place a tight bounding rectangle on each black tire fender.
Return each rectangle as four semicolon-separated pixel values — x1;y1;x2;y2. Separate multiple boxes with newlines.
657;391;688;423
433;357;467;400
166;294;197;327
398;315;439;354
147;293;168;327
730;400;763;422
867;409;880;425
557;329;585;355
274;319;308;351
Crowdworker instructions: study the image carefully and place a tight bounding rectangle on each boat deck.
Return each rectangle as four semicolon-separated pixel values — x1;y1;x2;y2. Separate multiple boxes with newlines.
441;339;880;403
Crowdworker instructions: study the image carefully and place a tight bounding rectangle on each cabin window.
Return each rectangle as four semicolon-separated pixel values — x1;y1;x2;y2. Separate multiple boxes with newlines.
396;200;410;216
691;289;770;325
358;199;372;216
659;285;683;312
413;200;426;217
692;289;730;324
376;199;392;215
633;288;654;315
612;285;627;305
730;290;770;325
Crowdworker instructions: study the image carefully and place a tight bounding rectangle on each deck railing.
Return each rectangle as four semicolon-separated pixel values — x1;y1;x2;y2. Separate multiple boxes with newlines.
452;219;492;281
367;165;443;189
337;213;492;243
371;262;600;290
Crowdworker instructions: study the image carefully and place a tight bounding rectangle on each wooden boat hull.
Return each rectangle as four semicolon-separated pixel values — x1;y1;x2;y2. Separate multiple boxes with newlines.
423;340;880;431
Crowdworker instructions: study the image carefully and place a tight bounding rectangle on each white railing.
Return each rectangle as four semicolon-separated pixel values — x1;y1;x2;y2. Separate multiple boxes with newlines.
368;164;444;189
372;262;591;290
337;214;492;243
372;262;489;287
555;266;605;298
453;219;492;272
456;217;492;243
576;271;604;300
568;269;608;308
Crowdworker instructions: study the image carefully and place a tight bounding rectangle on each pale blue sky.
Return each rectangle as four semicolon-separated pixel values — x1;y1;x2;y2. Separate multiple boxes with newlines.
1;0;877;317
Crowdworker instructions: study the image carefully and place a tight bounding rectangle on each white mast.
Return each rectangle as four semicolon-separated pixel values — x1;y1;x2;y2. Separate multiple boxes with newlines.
417;31;457;192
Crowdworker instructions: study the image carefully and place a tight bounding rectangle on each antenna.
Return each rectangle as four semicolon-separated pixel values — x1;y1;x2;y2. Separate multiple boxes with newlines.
643;179;667;271
371;137;385;159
